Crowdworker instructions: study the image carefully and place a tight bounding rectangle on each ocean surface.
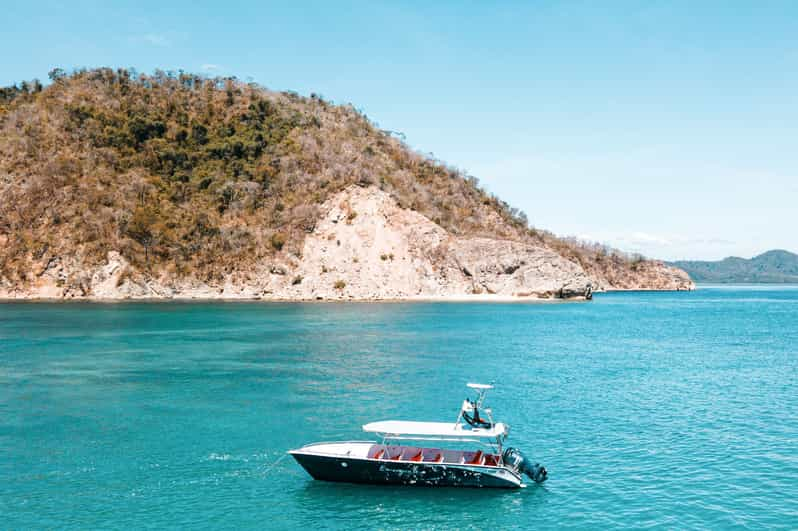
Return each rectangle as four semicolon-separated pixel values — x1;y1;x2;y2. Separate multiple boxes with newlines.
2;287;797;529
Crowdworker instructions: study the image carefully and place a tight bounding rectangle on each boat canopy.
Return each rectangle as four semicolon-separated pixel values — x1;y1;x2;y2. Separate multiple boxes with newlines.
362;420;507;438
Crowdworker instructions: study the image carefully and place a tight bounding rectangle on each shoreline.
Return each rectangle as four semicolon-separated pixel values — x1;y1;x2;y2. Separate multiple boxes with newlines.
0;293;587;304
0;285;703;304
600;287;695;293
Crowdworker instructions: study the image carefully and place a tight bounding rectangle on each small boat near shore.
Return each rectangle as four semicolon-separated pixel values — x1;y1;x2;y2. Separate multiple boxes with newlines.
289;383;547;488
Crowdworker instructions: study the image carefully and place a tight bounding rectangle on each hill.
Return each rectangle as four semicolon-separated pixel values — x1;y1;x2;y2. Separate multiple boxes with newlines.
671;250;798;284
0;68;693;299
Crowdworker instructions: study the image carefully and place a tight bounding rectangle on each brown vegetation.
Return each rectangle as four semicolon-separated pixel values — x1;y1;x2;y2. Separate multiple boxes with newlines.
0;67;674;292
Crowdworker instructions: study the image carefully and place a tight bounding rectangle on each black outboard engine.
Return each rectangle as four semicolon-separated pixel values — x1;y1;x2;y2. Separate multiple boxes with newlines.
502;447;547;483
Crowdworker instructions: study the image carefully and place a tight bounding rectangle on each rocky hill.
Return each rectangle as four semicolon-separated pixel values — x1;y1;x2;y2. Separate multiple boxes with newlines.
0;68;693;300
671;250;798;283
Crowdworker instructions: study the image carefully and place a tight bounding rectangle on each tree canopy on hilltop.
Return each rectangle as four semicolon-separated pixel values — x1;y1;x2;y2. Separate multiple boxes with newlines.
0;68;538;286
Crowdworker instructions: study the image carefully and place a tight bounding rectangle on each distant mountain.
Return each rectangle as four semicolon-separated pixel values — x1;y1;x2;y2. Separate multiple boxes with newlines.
671;250;798;283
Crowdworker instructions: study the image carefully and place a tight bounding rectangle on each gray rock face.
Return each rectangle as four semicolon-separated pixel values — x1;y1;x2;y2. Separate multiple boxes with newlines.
447;238;592;298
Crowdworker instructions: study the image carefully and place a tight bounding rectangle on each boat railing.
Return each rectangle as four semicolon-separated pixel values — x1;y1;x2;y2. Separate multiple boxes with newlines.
379;434;498;447
295;438;496;449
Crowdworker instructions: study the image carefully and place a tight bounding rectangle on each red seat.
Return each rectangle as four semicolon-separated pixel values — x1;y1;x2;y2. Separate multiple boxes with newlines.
466;450;484;465
483;454;498;467
409;450;423;462
390;451;402;460
373;449;385;460
434;453;444;463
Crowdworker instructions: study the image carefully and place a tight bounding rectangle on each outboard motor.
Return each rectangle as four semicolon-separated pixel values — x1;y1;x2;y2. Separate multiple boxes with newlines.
502;447;547;483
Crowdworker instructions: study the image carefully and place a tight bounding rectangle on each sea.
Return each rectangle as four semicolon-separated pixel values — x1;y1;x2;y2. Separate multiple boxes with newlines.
1;286;797;529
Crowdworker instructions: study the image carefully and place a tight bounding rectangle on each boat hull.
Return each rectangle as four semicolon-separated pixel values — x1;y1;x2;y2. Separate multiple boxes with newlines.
290;451;523;488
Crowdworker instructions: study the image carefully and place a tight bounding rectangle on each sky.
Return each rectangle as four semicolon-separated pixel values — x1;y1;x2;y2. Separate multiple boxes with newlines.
3;0;797;260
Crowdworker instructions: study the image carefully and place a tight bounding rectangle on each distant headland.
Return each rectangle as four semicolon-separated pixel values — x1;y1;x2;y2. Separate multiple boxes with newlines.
671;250;798;284
0;68;693;300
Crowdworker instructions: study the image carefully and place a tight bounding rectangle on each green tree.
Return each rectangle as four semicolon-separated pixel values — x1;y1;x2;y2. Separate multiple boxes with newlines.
48;68;66;82
126;206;159;266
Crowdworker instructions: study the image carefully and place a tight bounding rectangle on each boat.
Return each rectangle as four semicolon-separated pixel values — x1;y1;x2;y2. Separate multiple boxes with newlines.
288;383;548;488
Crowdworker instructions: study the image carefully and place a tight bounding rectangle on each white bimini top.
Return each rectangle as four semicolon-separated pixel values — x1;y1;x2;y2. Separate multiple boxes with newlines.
362;420;507;439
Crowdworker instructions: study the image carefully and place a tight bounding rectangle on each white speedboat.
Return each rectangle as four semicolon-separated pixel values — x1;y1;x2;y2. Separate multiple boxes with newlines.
289;383;547;488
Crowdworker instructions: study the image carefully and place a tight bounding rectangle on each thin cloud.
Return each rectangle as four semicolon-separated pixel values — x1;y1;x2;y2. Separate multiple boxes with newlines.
578;231;734;248
141;33;170;47
573;231;737;261
626;232;672;246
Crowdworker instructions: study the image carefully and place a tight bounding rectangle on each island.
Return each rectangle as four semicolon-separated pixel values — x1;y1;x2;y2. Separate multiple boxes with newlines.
0;68;693;300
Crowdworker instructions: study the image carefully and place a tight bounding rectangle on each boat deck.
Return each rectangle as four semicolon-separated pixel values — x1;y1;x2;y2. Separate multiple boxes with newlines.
367;444;500;467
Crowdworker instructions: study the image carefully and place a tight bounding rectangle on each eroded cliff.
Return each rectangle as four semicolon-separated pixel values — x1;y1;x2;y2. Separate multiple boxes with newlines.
0;185;692;299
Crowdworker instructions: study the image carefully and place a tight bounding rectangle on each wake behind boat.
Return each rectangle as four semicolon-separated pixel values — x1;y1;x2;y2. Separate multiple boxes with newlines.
289;383;547;488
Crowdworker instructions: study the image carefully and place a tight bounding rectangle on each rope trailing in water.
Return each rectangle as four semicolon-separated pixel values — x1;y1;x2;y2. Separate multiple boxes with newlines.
263;453;290;476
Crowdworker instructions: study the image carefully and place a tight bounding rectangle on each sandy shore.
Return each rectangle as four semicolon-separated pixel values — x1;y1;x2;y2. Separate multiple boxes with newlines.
0;292;587;303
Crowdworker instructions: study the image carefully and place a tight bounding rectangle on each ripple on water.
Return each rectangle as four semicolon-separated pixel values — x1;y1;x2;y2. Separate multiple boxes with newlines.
1;290;797;529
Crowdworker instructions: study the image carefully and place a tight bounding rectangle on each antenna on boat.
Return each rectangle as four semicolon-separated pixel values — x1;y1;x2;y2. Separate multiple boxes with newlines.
466;382;494;409
457;382;495;427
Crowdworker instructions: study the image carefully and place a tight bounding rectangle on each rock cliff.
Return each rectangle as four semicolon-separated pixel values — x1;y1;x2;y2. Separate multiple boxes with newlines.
0;185;691;300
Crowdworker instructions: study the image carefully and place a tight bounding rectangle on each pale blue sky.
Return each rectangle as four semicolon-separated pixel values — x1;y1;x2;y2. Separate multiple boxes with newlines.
3;1;797;260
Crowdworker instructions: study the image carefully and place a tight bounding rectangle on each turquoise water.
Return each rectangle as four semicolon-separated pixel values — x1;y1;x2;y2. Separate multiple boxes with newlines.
2;287;797;529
